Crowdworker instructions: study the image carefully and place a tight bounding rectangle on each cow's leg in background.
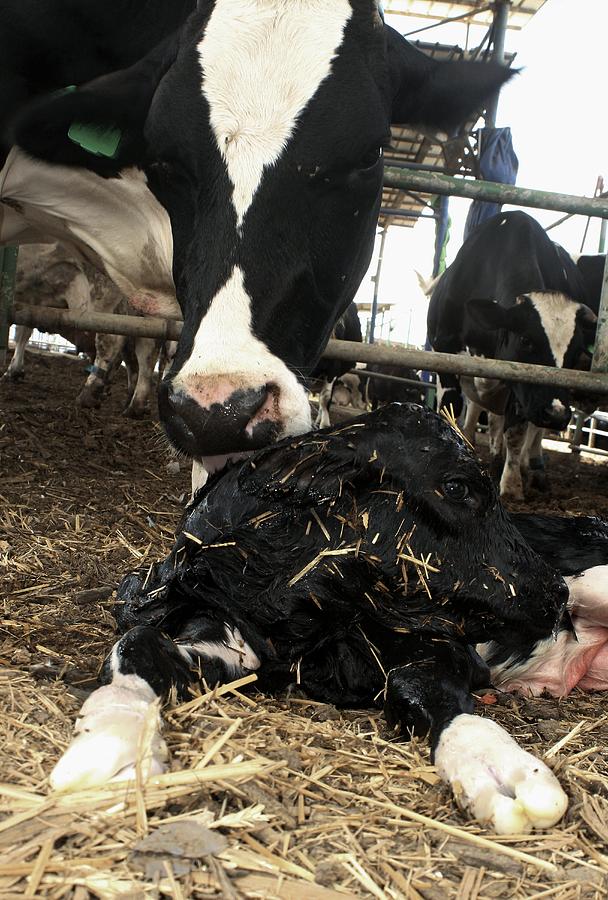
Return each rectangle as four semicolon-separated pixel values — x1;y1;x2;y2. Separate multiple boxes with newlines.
123;338;159;419
488;413;505;478
527;424;549;491
316;379;334;429
50;620;261;792
500;422;528;501
77;330;127;408
2;324;33;380
435;372;463;418
462;398;483;445
383;646;567;834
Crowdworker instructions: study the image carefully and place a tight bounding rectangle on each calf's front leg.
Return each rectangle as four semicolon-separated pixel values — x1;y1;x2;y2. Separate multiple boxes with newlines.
384;654;567;834
51;619;261;791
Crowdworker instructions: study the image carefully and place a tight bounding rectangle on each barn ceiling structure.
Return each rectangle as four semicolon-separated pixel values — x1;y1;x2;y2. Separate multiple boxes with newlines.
380;0;547;228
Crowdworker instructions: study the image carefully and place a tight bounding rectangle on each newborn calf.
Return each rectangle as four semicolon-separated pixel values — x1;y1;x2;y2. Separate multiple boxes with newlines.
52;404;571;834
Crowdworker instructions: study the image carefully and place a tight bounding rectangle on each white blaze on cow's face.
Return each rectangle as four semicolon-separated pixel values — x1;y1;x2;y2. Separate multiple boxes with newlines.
527;291;580;367
164;0;354;457
199;0;352;228
171;266;312;442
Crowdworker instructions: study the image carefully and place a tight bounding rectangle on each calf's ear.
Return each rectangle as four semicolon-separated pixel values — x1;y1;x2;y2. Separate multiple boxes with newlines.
466;298;509;332
385;25;515;130
12;33;179;176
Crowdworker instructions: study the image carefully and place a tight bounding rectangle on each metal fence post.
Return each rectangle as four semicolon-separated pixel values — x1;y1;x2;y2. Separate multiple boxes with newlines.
0;246;18;368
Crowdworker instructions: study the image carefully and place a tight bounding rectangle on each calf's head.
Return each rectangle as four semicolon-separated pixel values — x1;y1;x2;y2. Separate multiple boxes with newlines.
467;293;597;430
361;405;568;642
15;2;512;459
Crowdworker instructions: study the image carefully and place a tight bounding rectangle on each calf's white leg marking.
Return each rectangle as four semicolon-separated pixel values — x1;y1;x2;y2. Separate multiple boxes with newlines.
435;714;568;834
50;670;167;792
177;625;260;675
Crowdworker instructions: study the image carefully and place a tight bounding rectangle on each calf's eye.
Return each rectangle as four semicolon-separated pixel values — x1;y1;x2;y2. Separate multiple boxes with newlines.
442;478;470;502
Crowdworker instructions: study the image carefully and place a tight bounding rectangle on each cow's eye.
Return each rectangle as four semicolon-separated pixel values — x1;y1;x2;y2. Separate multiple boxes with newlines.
360;146;383;170
519;335;534;350
442;478;470;502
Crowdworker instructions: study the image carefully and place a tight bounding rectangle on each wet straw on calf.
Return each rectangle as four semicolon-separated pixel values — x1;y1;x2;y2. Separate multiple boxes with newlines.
51;403;570;833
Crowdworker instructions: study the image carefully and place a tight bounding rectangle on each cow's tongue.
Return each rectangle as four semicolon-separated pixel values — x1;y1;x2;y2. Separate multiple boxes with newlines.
201;452;253;475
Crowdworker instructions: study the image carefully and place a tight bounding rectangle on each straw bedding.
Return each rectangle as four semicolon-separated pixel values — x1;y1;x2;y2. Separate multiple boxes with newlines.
1;350;608;899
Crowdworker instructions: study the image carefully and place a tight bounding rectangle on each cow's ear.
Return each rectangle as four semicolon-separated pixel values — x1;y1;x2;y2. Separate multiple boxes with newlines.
466;298;509;332
385;25;515;130
12;33;179;176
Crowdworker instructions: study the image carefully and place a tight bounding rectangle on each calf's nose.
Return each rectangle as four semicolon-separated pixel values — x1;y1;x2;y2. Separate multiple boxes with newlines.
158;379;280;456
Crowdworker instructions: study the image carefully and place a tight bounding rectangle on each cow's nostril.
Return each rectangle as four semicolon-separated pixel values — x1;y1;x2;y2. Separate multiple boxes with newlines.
158;379;280;456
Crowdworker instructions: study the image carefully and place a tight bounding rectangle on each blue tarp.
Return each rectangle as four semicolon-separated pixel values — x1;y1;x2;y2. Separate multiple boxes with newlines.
463;126;519;239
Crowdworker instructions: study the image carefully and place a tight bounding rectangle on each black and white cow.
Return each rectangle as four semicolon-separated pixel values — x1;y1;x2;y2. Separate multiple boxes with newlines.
309;303;365;427
427;211;598;499
4;242;160;416
5;1;513;466
49;401;594;836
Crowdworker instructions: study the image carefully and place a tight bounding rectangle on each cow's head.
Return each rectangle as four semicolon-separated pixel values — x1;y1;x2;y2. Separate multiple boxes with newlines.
15;1;513;460
467;292;597;430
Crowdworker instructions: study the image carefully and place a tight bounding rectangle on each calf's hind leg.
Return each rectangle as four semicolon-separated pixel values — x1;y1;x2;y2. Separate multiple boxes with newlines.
384;652;567;834
50;620;261;792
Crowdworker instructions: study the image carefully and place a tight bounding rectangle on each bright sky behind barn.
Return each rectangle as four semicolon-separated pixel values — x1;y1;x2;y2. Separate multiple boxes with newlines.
359;0;607;346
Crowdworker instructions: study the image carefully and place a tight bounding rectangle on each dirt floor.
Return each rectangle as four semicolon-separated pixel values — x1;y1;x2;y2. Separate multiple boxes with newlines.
1;350;608;899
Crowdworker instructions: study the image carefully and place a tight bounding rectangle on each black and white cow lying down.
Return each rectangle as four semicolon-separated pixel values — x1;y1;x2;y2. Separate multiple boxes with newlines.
50;403;608;834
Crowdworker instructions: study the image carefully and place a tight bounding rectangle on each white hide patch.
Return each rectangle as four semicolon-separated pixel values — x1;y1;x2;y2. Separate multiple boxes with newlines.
1;147;177;317
49;672;167;792
199;0;352;227
178;624;261;674
527;291;579;367
435;714;568;834
172;266;312;436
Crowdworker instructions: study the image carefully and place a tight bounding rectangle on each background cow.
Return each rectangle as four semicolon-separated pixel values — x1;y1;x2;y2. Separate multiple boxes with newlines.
309;303;364;427
7;1;513;465
4;242;160;417
427;211;598;499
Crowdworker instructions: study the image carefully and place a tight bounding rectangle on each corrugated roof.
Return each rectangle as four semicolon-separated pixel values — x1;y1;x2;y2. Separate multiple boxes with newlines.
379;1;546;227
383;0;546;31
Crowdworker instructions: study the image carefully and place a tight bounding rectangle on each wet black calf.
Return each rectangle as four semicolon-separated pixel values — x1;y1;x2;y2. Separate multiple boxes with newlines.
52;404;571;832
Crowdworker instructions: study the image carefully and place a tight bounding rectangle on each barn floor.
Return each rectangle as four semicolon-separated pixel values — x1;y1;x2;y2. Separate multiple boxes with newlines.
1;351;608;900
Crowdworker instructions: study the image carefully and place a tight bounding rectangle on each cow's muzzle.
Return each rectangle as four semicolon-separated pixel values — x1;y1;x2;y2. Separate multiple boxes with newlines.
158;379;281;457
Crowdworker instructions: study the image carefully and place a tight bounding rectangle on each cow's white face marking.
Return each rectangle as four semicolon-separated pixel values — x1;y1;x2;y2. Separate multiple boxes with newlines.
199;0;352;227
527;291;578;367
173;266;312;436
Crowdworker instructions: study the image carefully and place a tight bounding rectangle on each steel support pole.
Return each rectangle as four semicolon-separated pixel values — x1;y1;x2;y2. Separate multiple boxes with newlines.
324;338;608;396
591;252;608;373
9;304;608;395
485;1;509;128
382;167;608;218
368;226;388;344
0;246;18;367
346;368;434;391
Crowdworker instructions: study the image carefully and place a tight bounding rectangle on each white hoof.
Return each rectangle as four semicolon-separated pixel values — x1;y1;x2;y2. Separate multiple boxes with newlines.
50;676;168;792
435;714;568;834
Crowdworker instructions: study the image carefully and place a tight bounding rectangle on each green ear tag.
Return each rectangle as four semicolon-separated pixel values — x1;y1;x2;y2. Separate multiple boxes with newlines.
67;122;122;158
587;344;596;355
